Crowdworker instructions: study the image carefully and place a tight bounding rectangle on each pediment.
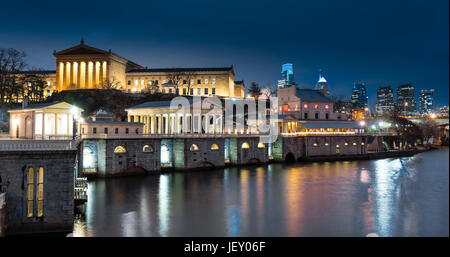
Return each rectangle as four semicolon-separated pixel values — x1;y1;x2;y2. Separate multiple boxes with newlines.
54;44;110;56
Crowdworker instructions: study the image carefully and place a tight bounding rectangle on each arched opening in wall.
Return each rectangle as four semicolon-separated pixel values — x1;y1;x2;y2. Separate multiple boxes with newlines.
248;158;261;164
143;145;154;153
190;144;199;151
161;145;170;164
257;142;265;148
25;116;32;139
199;161;215;168
241;142;250;149
285;152;295;163
114;145;127;153
210;144;219;150
83;146;96;169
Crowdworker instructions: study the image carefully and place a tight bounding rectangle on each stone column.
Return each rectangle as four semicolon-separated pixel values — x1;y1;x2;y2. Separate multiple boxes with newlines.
76;62;81;89
42;112;45;139
84;62;89;89
99;61;103;88
62;62;66;91
92;61;97;88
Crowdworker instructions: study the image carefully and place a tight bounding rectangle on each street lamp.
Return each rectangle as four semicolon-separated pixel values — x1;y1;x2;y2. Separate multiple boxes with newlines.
71;107;79;140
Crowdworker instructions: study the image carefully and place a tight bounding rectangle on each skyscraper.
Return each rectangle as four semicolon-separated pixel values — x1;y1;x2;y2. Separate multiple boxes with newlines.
375;86;395;116
315;72;329;96
351;83;368;109
396;83;416;115
278;63;294;88
419;89;434;114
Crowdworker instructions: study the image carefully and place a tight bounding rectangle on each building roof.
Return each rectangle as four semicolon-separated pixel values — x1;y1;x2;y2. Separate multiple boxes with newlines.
8;101;84;112
15;70;56;75
127;66;234;74
298;121;363;129
84;121;143;125
9;101;61;111
296;89;332;102
126;99;197;110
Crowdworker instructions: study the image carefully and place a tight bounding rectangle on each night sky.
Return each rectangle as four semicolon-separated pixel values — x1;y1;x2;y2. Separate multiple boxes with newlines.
1;0;448;109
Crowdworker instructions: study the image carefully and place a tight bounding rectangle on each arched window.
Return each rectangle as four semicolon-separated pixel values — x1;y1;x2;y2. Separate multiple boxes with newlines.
313;142;318;147
114;145;126;153
27;167;34;218
344;142;349;146
241;142;250;149
257;142;265;148
190;144;199;151
143;145;154;153
211;144;219;150
37;167;44;217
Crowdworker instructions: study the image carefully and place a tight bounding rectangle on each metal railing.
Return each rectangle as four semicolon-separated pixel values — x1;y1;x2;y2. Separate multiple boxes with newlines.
74;177;87;203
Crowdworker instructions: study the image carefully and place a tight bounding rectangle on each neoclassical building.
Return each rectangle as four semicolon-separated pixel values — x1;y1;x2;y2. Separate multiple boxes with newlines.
20;40;245;98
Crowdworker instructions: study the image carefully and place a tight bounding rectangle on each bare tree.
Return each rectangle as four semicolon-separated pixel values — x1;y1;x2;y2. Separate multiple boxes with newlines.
0;48;27;103
166;68;185;95
260;83;276;99
183;71;196;95
101;78;122;90
144;80;159;94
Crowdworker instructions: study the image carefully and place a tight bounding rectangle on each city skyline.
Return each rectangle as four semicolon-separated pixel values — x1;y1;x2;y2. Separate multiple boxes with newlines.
0;0;448;109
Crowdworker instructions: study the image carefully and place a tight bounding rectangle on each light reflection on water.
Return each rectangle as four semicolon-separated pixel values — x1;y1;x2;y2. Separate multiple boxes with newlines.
73;149;449;237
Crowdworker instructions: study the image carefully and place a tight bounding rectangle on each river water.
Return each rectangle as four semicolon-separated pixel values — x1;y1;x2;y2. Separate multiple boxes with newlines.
73;149;449;237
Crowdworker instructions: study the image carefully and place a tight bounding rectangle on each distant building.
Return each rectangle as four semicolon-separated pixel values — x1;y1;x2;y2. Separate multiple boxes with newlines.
13;40;245;101
8;101;83;139
278;63;294;88
375;86;395;116
351;83;368;109
315;73;330;96
396;83;416;115
438;106;449;117
419;89;434;114
277;86;347;120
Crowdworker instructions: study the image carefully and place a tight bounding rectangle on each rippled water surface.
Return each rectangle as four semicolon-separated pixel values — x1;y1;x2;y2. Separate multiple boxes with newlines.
73;149;449;237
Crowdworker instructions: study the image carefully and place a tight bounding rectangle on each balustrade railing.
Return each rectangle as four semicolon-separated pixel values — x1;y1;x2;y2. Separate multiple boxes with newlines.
0;139;76;151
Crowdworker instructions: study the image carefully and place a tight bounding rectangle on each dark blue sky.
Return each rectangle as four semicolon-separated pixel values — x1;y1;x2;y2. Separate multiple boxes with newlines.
1;0;448;109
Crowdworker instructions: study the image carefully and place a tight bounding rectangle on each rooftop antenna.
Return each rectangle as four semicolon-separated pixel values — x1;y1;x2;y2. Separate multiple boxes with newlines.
80;37;84;45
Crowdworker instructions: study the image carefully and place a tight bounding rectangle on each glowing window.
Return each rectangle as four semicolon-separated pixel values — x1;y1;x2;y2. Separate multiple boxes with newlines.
352;142;357;146
143;145;154;153
190;144;199;151
325;105;329;109
344;142;349;146
313;142;318;147
325;142;329;146
304;104;308;108
37;167;44;217
282;104;289;112
361;142;365;145
257;142;265;148
211;144;219;150
315;104;318;109
336;145;340;148
241;142;250;149
27;167;34;218
114;146;127;153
